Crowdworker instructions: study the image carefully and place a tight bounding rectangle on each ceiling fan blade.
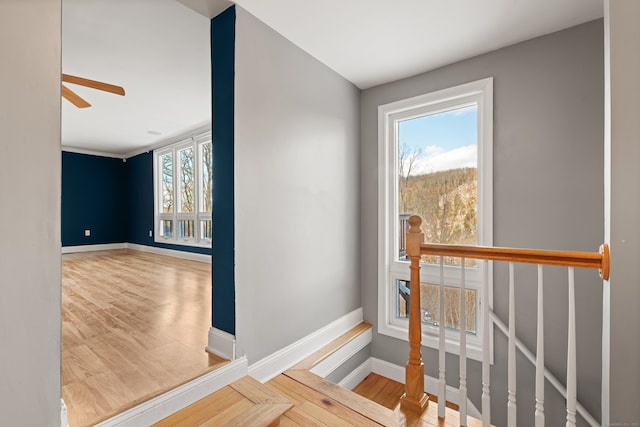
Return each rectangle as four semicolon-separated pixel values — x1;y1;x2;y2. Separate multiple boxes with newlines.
62;74;126;96
62;84;91;108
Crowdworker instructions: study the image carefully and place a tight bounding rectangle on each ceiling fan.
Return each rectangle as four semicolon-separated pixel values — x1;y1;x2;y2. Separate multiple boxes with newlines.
61;74;125;108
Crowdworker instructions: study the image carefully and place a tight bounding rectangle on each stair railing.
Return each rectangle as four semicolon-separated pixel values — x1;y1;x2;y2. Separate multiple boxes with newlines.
402;215;609;426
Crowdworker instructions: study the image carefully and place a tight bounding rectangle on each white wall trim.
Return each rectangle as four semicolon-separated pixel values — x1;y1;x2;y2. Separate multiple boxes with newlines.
206;327;236;360
61;243;211;264
93;356;248;427
62;146;127;159
310;327;371;378
61;399;69;427
61;243;127;254
248;308;363;383
338;358;373;390
126;243;211;264
370;357;482;419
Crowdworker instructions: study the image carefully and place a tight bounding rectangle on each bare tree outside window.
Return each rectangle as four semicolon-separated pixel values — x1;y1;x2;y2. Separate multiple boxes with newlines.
179;148;194;213
161;153;173;213
201;142;212;213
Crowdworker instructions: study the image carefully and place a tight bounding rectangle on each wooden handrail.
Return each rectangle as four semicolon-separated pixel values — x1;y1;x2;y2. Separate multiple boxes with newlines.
406;215;609;280
418;242;609;280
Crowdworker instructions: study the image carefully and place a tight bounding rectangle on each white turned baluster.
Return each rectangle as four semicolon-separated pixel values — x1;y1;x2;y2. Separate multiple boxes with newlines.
566;267;577;427
508;263;517;427
535;265;545;427
482;260;491;426
459;258;467;426
438;256;446;419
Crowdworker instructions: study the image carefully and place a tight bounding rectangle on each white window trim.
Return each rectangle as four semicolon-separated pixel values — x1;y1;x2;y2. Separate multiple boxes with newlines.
153;131;212;248
377;78;494;362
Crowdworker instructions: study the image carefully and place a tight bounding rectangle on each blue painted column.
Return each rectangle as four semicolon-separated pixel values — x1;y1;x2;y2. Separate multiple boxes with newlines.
211;6;236;334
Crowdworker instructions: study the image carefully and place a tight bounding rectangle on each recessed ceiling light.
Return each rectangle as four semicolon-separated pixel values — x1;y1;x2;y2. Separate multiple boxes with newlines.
147;130;162;136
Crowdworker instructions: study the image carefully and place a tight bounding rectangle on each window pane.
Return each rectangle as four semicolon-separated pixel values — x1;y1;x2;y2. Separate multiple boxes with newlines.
200;142;212;213
396;279;477;334
397;105;478;265
160;220;173;238
200;220;212;241
178;220;195;239
161;153;173;213
178;147;194;213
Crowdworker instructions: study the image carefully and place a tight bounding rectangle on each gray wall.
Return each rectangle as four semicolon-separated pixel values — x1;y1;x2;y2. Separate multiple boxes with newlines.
606;0;640;423
361;20;604;426
0;1;62;425
325;345;371;385
234;7;361;363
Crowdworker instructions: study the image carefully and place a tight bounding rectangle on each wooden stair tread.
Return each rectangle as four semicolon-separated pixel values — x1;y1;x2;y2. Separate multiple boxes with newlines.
291;322;372;371
284;368;400;426
152;376;293;427
230;375;291;404
269;374;381;426
220;403;293;427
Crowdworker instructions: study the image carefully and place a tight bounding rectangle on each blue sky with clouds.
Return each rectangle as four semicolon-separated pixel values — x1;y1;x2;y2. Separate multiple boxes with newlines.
398;104;477;175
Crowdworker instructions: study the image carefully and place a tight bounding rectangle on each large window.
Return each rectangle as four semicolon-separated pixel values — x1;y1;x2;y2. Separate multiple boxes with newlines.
154;131;212;247
377;78;493;360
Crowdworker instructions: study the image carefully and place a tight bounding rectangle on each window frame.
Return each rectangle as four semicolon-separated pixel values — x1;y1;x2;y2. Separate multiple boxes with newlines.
153;131;212;248
377;78;494;361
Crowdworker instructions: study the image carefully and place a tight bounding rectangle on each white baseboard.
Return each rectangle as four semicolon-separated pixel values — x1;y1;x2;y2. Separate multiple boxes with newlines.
61;399;68;427
248;307;364;383
206;327;236;360
370;357;481;418
338;358;373;390
61;242;211;263
310;327;371;378
94;356;248;427
127;243;211;264
61;243;126;254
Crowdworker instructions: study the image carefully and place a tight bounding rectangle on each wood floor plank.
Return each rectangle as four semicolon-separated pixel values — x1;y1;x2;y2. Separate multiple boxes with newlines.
352;372;403;410
61;344;110;384
278;415;303;427
230;376;292;404
153;387;247;427
280;406;331;427
268;374;381;426
221;403;293;427
62;380;110;427
297;401;356;427
197;399;255;426
284;369;400;426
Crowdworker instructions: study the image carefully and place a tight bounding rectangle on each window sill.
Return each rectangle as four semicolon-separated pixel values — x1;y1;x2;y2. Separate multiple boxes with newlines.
378;319;492;363
154;237;212;249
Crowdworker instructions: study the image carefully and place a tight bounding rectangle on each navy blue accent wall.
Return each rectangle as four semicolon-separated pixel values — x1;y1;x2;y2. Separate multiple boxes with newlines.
211;6;236;335
62;152;128;246
126;152;211;255
126;152;154;246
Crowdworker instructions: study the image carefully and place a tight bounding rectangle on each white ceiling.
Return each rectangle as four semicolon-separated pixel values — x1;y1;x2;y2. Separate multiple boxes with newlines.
62;0;212;156
62;0;603;156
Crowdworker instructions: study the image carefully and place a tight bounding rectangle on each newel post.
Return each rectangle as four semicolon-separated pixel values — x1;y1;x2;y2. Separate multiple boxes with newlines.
400;215;430;413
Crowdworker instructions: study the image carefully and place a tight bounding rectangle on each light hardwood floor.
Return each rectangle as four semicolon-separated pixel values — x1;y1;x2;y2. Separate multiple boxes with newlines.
62;249;227;427
353;373;480;427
